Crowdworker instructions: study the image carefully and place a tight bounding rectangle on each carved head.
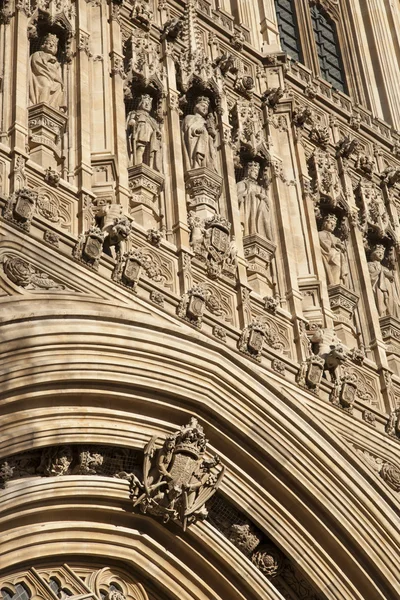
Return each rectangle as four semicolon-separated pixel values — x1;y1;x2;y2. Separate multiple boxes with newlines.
41;33;59;56
194;96;210;118
370;244;385;261
322;214;337;232
138;93;153;112
246;161;260;181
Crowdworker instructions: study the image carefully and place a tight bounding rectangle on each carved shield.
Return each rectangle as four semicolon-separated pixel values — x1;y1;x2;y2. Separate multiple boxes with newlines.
15;195;34;220
341;381;357;405
123;258;142;285
168;453;198;488
210;227;229;254
307;362;323;387
188;294;205;319
248;329;264;353
84;235;103;260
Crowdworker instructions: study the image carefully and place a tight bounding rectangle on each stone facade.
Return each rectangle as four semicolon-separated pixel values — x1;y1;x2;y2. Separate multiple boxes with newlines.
1;1;400;599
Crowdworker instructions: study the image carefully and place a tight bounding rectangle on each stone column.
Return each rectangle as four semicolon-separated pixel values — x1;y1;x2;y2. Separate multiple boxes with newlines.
108;0;130;214
161;39;190;292
76;0;93;232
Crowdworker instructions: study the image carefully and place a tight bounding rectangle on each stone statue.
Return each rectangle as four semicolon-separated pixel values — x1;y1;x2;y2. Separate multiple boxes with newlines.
126;94;163;172
318;214;348;286
237;161;272;240
181;96;217;171
368;244;400;319
29;33;66;110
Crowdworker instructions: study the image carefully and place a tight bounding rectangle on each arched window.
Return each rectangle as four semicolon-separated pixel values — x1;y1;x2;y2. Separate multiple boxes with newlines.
310;4;347;92
274;0;302;62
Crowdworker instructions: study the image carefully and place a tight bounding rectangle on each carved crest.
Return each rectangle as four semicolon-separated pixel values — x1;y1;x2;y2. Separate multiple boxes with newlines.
133;417;225;530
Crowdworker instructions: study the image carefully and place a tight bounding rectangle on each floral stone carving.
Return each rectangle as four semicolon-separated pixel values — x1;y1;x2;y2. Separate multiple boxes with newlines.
251;543;284;577
132;417;225;530
380;462;400;492
3;256;68;290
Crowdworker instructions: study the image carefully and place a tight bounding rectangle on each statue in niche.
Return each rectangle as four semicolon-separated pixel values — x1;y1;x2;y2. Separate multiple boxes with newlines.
318;214;348;286
29;33;66;110
237;161;272;240
368;244;400;319
126;94;163;172
181;96;217;171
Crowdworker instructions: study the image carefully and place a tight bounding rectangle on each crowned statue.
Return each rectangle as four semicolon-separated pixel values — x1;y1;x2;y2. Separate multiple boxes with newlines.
318;214;348;286
126;94;163;172
368;244;400;319
29;33;66;110
237;161;272;240
181;96;217;171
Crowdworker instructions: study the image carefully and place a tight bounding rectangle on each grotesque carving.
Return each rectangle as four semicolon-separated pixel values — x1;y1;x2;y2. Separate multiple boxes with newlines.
182;96;217;171
29;33;66;110
318;214;348;286
126;94;163;172
336;135;360;160
133;417;225;530
237;162;272;240
368;245;400;319
311;327;348;382
262;87;284;109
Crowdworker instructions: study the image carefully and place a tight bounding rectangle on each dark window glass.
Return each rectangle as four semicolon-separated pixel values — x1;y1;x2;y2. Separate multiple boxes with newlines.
275;0;303;62
311;5;347;93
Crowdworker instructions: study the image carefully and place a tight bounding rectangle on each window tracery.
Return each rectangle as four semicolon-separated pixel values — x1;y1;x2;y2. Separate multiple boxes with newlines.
0;567;148;600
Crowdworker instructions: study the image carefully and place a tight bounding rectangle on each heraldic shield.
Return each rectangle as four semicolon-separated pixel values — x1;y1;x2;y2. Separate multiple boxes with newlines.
132;417;225;530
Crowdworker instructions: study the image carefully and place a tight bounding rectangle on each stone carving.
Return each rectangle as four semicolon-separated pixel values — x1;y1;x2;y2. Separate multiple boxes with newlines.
213;325;227;342
131;0;152;27
177;284;206;327
368;245;400;319
3;255;67;290
264;296;278;314
113;248;169;291
380;166;400;187
150;290;164;306
126;94;163;172
132;417;225;530
363;410;377;426
0;462;14;488
229;523;262;556
356;154;375;175
188;213;237;280
262;87;284;109
292;104;313;128
229;99;270;163
336;135;360;160
310;124;330;149
237;161;272;240
251;544;283;577
330;372;358;413
238;319;267;361
385;408;400;438
44;166;60;186
355;182;390;238
74;449;104;475
297;353;325;392
182;96;217;171
43;229;60;246
4;188;38;231
318;214;348;286
39;446;73;476
272;359;286;374
73;226;106;269
29;33;66;110
380;462;400;492
161;16;183;41
311;327;348;382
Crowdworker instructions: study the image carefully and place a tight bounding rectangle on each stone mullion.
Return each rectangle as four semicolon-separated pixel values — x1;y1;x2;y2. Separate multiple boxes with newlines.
108;1;129;214
76;0;93;232
265;104;310;362
9;6;29;192
162;40;190;289
293;132;335;331
218;96;248;310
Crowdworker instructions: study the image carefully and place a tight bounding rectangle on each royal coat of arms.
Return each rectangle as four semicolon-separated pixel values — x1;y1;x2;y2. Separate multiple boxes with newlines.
132;417;225;530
